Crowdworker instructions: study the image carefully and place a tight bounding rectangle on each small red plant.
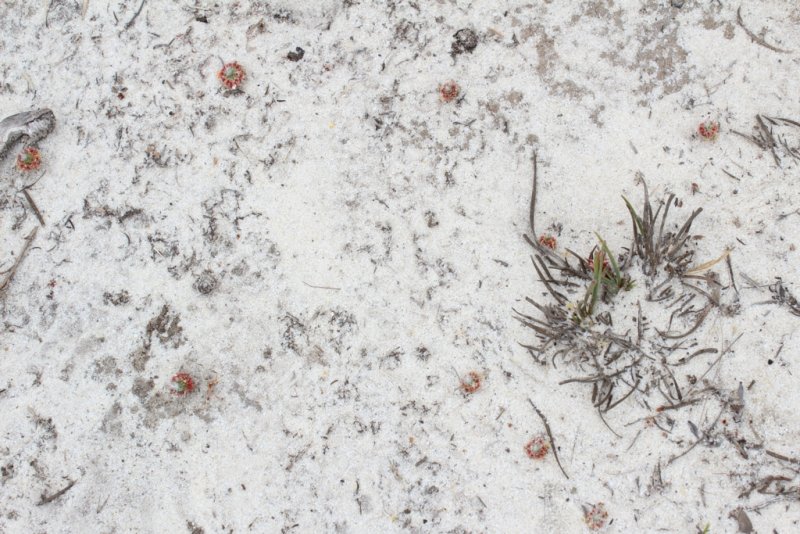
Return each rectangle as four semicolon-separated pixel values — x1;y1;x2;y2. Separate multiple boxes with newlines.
16;147;41;171
218;62;246;90
524;435;549;459
439;80;460;103
170;372;195;396
459;371;481;394
583;502;609;530
586;249;610;272
538;235;557;250
698;120;719;141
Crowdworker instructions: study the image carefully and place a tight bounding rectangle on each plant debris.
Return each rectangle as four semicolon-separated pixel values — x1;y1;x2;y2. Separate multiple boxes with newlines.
287;47;305;62
451;28;478;56
517;164;742;451
37;479;76;506
736;7;792;54
731;114;800;165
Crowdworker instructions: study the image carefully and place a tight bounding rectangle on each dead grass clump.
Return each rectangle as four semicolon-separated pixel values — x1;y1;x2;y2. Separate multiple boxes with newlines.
517;159;737;425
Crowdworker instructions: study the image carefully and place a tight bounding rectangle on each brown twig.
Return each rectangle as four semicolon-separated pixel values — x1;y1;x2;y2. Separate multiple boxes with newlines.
22;188;45;227
765;449;800;465
528;399;569;479
37;479;76;506
726;254;738;294
656;397;702;413
302;282;341;291
529;151;537;237
0;227;38;296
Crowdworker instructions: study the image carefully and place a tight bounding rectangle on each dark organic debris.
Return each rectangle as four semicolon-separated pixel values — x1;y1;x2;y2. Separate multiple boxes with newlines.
193;270;218;295
743;274;800;317
768;278;800;316
103;290;131;306
451;28;478;56
145;304;185;349
287;47;305;62
731;114;800;165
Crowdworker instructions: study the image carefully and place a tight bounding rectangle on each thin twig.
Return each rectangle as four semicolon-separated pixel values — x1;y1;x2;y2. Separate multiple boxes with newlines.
694;333;744;386
726;254;738;294
655;397;702;412
666;406;725;466
0;227;38;296
302;282;341;291
528;399;569;479
656;304;711;339
736;7;792;54
597;408;622;438
765;449;800;465
22;189;45;227
529;151;538;237
756;114;781;166
123;0;146;31
604;378;641;412
37;479;76;506
721;169;741;182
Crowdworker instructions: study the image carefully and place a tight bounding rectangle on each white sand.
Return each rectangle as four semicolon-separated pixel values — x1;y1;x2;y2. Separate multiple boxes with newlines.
1;1;799;532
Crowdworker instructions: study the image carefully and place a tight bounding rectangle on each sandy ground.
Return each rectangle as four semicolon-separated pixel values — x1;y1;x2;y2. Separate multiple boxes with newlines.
1;1;800;533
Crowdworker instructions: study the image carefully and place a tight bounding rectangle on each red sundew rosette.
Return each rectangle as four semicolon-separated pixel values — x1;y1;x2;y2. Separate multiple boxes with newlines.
218;62;246;90
439;81;460;103
459;371;482;394
170;372;195;396
698;120;719;141
16;147;41;171
524;436;550;459
583;502;609;530
538;235;557;250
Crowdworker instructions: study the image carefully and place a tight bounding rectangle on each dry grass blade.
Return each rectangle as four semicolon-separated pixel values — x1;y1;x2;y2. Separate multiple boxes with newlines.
22;189;45;227
733;114;800;164
530;256;568;305
529;151;538;237
0;227;38;297
657;305;711;339
528;399;569;479
736;6;792;54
